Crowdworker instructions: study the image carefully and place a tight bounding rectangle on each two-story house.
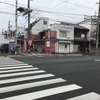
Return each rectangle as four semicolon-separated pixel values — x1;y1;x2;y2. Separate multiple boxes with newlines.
61;22;89;53
33;24;74;53
33;23;90;54
78;17;100;53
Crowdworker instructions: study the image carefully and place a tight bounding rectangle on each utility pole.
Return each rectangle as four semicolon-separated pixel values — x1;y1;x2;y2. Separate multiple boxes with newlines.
8;21;10;36
28;0;31;52
15;0;18;54
2;29;3;35
96;0;100;53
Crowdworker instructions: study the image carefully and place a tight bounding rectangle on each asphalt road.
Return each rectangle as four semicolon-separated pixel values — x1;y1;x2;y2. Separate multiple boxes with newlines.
12;55;100;100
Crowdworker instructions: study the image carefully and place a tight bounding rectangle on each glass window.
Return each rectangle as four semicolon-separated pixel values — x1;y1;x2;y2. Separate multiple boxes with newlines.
43;21;47;25
60;31;67;37
65;44;67;48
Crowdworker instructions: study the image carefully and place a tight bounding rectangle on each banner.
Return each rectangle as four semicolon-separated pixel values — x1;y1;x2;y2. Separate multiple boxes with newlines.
24;40;27;51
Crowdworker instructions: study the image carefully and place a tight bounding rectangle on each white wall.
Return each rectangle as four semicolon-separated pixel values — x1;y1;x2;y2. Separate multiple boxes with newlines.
55;42;73;53
31;17;49;34
0;35;9;45
50;24;74;40
51;24;74;53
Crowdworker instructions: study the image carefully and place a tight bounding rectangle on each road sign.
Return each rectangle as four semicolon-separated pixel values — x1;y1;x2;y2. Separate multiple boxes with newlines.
17;32;21;37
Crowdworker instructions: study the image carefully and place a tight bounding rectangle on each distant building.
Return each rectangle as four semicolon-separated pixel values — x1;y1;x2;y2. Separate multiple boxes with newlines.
61;22;89;53
0;34;9;45
32;22;90;54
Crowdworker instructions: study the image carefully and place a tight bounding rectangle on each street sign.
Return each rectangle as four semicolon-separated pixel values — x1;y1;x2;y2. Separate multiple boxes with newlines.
17;32;21;37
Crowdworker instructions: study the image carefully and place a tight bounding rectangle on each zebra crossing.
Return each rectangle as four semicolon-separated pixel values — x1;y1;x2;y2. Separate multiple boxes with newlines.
0;57;100;100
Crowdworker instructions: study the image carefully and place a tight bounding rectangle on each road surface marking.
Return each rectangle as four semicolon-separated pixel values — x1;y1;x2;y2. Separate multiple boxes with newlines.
0;63;28;67
0;78;66;93
0;67;38;74
0;70;46;78
95;59;100;62
67;92;100;100
0;65;33;70
0;74;55;84
1;84;82;100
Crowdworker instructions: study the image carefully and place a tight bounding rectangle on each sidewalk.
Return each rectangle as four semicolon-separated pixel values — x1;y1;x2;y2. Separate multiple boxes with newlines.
0;51;34;57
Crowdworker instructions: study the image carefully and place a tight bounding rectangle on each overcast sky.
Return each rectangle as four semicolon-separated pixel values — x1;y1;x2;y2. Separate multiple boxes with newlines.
0;0;98;33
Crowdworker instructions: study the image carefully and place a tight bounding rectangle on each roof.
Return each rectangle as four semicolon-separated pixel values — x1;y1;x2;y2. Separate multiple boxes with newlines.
61;22;89;30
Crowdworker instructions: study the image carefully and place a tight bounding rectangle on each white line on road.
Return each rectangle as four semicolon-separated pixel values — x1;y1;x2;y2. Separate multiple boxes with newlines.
0;65;33;70
0;67;38;74
67;92;100;100
0;70;46;78
1;84;82;100
95;59;100;62
0;74;55;84
0;63;28;67
0;78;66;93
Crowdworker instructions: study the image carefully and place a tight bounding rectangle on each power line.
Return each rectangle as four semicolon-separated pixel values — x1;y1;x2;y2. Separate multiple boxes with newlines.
33;9;84;16
0;11;14;15
0;1;15;6
86;3;97;14
67;1;97;10
47;0;69;10
0;1;97;13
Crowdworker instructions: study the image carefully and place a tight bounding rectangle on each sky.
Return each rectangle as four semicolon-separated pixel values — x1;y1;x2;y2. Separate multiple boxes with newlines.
0;0;99;33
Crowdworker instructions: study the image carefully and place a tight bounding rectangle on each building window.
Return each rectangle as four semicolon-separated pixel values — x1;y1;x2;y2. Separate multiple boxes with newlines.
43;21;47;25
65;44;67;48
60;31;70;37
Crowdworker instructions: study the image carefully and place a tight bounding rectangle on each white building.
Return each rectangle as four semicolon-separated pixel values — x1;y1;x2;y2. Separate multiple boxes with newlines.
31;17;49;34
0;34;9;45
50;24;74;53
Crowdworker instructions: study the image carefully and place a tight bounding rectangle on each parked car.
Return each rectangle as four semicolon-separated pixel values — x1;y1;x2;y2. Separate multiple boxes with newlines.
0;43;9;53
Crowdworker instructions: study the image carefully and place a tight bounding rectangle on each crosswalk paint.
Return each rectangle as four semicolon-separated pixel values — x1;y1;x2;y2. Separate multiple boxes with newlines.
0;78;66;93
0;67;38;74
67;92;100;100
0;65;33;70
0;74;55;84
95;59;100;62
0;63;28;68
0;63;24;65
1;84;82;100
0;70;46;78
0;58;85;100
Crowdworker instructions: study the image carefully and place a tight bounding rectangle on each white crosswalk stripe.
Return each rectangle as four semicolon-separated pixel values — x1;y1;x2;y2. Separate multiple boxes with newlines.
0;67;38;74
0;63;28;67
1;84;82;100
0;65;33;70
67;92;100;100
0;70;46;78
0;74;55;84
1;57;99;100
0;78;66;93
